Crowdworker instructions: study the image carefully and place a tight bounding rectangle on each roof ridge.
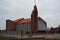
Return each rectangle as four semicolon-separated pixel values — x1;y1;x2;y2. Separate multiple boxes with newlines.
15;18;24;22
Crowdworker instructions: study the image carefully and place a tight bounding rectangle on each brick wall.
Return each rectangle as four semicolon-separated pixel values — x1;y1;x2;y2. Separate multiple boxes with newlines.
6;20;16;31
31;5;38;33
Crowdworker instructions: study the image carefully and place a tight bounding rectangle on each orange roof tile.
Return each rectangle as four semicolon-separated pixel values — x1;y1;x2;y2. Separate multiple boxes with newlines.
15;18;31;24
14;17;46;24
15;18;24;22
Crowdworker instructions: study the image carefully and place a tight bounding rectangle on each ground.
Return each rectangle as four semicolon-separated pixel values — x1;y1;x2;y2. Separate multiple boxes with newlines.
0;34;60;40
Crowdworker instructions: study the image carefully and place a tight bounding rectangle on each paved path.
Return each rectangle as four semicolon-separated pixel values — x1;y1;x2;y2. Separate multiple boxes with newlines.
0;34;60;39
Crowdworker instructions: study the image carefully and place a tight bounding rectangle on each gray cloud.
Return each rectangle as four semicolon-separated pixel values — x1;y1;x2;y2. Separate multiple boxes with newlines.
37;0;60;28
0;0;60;30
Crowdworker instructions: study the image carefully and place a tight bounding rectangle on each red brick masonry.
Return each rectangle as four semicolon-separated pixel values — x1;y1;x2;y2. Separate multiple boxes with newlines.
31;5;38;33
6;20;16;31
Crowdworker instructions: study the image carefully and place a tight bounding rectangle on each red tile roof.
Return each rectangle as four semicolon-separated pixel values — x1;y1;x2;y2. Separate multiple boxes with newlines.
15;18;31;24
15;18;24;22
14;17;46;24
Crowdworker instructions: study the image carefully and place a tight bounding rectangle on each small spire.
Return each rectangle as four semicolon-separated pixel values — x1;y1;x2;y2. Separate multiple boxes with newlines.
34;5;38;12
34;5;37;9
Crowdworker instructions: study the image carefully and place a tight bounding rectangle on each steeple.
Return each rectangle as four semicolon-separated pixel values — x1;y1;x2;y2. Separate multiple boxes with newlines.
32;5;38;14
31;5;38;34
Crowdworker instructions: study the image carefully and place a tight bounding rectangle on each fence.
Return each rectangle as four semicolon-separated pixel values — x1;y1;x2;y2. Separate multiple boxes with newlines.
0;30;21;35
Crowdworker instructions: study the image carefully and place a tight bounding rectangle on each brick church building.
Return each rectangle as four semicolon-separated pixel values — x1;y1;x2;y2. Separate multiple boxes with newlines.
0;5;47;35
6;5;47;34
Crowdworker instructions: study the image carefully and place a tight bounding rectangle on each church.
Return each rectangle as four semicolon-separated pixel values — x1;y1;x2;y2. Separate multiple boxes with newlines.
0;5;47;35
6;5;47;34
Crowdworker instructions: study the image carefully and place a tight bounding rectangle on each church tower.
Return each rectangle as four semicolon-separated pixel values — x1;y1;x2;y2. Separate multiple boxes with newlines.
31;5;38;33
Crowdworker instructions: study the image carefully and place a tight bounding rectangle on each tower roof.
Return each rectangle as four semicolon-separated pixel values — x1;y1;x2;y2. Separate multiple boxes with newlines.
34;5;37;10
32;5;38;14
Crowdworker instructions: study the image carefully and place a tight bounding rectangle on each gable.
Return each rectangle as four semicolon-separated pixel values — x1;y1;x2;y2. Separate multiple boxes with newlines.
38;17;47;24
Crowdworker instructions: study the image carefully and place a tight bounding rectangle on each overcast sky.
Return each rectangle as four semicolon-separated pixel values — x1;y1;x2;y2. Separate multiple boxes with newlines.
0;0;60;30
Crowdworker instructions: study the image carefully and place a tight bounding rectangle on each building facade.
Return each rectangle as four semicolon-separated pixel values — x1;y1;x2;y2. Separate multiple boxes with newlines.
16;18;47;34
0;5;47;35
